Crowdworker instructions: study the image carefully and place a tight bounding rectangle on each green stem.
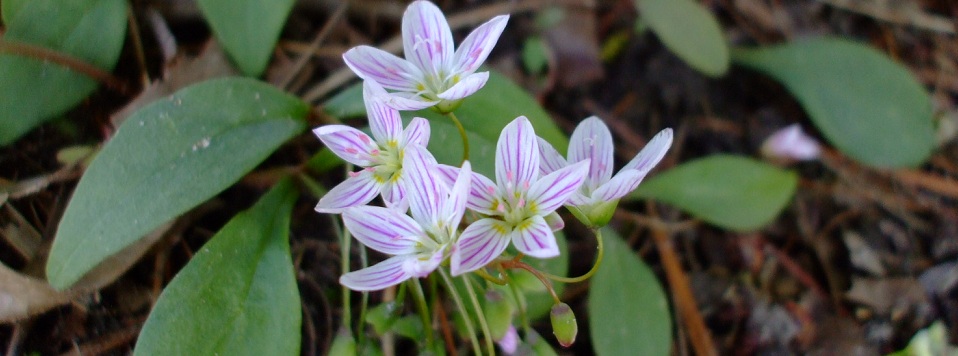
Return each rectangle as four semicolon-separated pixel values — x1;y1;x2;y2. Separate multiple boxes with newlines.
505;274;531;334
445;111;469;163
357;244;370;348
409;279;435;350
539;227;604;283
438;268;482;354
336;208;352;329
464;275;495;355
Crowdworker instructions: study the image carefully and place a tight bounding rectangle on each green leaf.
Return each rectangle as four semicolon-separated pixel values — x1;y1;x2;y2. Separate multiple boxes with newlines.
733;37;935;168
633;155;797;231
0;0;127;145
589;228;671;356
134;179;301;356
197;0;294;76
636;0;729;76
46;78;307;289
322;71;569;178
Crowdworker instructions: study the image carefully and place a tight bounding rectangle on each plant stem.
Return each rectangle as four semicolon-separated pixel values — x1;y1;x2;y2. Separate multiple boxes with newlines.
409;279;435;350
539;227;604;283
445;111;469;163
357;245;370;348
464;275;495;355
438;268;482;354
336;213;352;329
0;39;126;91
505;274;531;334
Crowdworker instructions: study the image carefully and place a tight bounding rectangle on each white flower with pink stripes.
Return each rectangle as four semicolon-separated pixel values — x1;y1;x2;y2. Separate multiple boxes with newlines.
313;81;430;213
538;116;673;226
448;116;590;275
339;146;472;291
342;0;509;113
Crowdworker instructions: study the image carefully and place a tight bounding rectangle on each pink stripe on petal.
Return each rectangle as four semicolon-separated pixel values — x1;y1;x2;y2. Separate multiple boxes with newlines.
315;171;382;213
381;179;409;212
314;125;378;167
402;0;453;74
537;137;568;176
340;256;412;291
495;116;539;191
402;145;443;226
402;117;431;147
510;216;559;258
436;72;488;100
451;219;511;275
343;206;423;255
363;81;403;143
568;116;614;191
467;171;500;215
527;160;590;214
343;46;420;91
451;15;509;76
622;128;673;174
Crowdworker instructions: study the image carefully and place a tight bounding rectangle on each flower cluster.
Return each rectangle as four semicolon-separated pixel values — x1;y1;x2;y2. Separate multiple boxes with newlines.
316;1;673;294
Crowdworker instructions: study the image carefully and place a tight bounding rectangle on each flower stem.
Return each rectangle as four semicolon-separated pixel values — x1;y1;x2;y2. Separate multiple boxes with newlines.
539;227;604;283
335;214;352;329
445;111;469;163
474;268;508;285
409;279;435;350
504;261;560;304
438;268;482;354
505;273;531;334
464;275;495;355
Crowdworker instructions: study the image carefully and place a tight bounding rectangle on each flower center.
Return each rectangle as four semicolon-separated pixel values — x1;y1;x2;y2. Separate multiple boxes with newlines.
368;140;404;184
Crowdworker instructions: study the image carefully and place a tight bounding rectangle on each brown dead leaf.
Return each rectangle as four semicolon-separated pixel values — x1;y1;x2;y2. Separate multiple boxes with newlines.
846;277;927;315
110;40;238;127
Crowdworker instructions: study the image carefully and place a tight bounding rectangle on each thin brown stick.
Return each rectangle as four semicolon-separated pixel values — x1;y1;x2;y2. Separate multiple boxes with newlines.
0;39;126;91
647;204;717;356
127;6;151;87
279;3;348;89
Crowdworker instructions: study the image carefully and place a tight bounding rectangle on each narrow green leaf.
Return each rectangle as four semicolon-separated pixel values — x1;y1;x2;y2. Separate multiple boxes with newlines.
636;0;729;76
633;155;797;231
323;84;366;119
47;78;307;289
589;228;672;356
197;0;294;76
733;37;935;167
134;179;301;356
0;0;127;145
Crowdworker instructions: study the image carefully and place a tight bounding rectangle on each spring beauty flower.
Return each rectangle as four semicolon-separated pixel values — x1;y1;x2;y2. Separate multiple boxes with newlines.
339;146;472;291
449;116;589;275
313;81;430;213
760;123;821;161
342;0;509;113
537;116;672;227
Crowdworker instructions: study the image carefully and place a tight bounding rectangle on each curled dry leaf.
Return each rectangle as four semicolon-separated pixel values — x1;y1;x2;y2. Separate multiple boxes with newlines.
0;221;172;323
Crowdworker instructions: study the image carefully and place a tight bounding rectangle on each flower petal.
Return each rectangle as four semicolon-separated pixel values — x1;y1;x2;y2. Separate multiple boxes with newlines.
402;145;444;227
436;71;489;101
380;91;439;111
496;116;540;191
313;125;379;167
340;255;412;291
510;215;559;258
343;46;421;91
343;206;424;255
315;171;382;213
364;81;403;143
442;161;472;230
544;211;565;232
568;116;614;191
622;128;673;173
537;137;568;176
402;0;454;75
403;249;445;278
381;179;409;212
592;168;646;203
401;117;431;148
451;15;509;75
452;218;512;275
527;160;590;215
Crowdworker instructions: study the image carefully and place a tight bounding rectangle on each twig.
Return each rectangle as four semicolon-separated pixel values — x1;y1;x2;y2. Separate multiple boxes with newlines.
127;5;151;87
892;169;958;199
817;0;956;34
278;3;348;89
0;39;126;92
646;203;717;356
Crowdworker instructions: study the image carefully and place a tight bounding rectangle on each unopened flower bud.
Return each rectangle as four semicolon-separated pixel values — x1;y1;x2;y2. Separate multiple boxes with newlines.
483;290;514;340
550;303;578;347
761;124;821;161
